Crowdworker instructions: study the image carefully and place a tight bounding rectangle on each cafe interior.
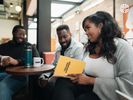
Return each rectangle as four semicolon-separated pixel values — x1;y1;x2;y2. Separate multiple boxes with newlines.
0;0;133;100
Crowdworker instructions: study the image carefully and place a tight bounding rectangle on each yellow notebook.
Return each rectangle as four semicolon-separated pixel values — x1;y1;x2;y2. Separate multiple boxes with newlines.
53;56;85;77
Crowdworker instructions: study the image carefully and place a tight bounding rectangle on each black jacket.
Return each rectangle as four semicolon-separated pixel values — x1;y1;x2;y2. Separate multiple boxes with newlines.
0;40;40;66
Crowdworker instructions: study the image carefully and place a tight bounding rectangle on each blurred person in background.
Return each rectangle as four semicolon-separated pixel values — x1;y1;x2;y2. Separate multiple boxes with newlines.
0;25;39;100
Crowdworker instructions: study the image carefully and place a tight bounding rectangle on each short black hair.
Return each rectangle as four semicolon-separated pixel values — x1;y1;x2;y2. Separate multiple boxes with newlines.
56;24;70;32
12;25;25;34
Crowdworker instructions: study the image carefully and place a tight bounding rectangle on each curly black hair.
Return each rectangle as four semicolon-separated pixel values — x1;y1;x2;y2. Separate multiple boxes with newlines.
82;11;124;64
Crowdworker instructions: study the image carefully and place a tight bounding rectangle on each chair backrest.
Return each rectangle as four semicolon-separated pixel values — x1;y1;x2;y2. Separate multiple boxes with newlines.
115;90;133;100
116;78;133;100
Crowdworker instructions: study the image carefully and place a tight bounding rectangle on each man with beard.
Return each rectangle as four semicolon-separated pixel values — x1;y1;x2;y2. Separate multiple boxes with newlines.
0;25;39;100
53;24;84;65
35;24;84;100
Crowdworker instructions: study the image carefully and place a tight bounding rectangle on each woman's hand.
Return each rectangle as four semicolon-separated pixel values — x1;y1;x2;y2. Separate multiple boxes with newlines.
68;74;95;85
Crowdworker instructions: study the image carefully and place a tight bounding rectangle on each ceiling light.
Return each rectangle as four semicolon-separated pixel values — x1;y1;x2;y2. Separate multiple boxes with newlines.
10;15;13;17
10;3;13;7
34;18;37;22
15;5;22;12
51;19;56;22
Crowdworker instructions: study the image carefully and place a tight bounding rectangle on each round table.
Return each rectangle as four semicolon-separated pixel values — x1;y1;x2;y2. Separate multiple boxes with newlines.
6;64;55;100
6;64;55;76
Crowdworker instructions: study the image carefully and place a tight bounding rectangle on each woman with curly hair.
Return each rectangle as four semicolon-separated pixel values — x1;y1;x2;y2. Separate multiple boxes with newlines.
52;11;133;100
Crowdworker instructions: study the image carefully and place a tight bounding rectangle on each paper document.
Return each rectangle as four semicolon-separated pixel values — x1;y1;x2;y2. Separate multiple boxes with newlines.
53;56;85;77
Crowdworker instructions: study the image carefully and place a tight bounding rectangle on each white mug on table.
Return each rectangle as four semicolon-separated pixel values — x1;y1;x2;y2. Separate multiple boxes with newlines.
33;57;44;67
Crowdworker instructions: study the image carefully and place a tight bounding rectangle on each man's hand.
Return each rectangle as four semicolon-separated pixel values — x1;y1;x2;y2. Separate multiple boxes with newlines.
1;56;10;67
1;56;19;67
8;57;19;65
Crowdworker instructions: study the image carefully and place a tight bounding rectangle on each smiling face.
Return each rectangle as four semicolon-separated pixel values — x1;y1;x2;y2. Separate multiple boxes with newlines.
57;29;71;49
13;28;26;44
83;20;102;43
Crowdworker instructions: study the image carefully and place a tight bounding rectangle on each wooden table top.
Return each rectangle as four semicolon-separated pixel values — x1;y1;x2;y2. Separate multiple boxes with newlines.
6;64;55;76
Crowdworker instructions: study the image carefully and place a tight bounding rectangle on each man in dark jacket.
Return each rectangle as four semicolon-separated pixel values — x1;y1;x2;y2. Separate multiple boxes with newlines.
0;25;39;100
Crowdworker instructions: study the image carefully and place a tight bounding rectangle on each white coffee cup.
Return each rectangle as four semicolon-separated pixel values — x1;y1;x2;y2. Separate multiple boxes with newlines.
33;57;44;67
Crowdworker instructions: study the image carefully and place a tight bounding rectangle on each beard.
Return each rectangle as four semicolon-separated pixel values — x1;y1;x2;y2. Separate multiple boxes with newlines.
61;40;71;50
13;37;26;44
